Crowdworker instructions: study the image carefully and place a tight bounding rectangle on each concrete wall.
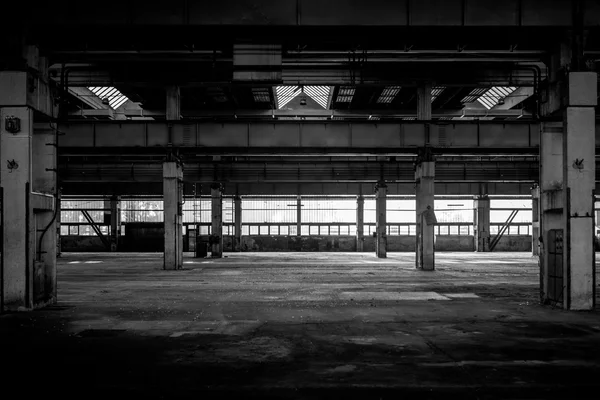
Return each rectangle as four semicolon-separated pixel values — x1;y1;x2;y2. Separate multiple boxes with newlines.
493;235;532;251
60;232;532;252
61;236;106;252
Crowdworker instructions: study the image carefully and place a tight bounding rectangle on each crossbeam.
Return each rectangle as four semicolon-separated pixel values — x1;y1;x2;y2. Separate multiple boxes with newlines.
59;121;544;155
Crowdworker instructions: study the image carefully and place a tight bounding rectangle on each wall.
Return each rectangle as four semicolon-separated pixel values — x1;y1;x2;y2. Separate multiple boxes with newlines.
493;235;532;251
61;236;106;252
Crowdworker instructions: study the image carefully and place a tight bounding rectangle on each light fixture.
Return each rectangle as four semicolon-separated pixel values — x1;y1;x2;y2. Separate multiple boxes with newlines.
101;97;110;105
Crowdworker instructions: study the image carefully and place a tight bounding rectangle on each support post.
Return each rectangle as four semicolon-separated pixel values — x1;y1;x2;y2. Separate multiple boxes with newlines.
474;195;490;252
211;183;224;258
356;194;364;252
375;181;387;258
110;196;120;251
415;152;435;270
562;73;596;310
296;195;302;237
1;46;57;311
166;86;181;121
163;161;183;270
540;65;597;309
234;195;242;252
531;185;540;256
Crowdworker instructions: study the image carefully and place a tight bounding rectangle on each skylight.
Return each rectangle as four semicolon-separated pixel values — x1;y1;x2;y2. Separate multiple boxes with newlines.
252;88;271;103
336;86;355;103
477;86;517;109
461;88;488;104
431;86;445;103
275;86;331;109
275;86;301;109
88;87;129;109
376;86;401;104
304;86;330;108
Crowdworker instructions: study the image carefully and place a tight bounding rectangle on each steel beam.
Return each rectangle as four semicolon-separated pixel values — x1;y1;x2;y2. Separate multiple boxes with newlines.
57;161;539;183
58;181;538;197
59;121;542;154
70;108;532;119
24;1;593;27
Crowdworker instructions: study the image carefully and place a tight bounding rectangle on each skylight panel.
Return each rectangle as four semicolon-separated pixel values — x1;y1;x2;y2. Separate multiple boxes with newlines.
304;86;330;108
336;86;355;103
376;86;401;104
275;86;300;109
252;87;271;103
431;86;445;102
275;85;331;109
88;86;129;110
461;88;488;104
477;86;517;109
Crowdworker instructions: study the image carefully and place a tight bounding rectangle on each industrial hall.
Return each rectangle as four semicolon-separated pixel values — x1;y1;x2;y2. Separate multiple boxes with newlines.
1;1;600;398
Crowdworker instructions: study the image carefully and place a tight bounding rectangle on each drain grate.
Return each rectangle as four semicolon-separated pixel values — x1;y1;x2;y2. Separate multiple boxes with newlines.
76;329;126;338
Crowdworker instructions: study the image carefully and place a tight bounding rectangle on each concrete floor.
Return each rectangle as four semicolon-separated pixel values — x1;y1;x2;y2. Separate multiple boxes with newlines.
2;252;600;399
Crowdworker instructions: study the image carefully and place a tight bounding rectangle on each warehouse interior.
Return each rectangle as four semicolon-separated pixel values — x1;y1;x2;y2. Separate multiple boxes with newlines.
2;1;600;398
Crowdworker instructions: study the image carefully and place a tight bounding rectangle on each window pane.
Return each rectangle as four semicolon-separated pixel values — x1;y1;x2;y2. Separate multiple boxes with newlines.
280;225;288;235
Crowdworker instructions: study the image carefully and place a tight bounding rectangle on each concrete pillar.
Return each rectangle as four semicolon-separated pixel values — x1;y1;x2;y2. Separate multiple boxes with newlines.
110;196;120;251
375;181;387;258
416;158;435;270
104;196;120;251
166;86;181;121
1;48;57;310
211;183;224;258
234;195;242;251
163;161;183;270
356;194;365;252
540;72;597;310
531;185;540;256
473;195;490;252
417;82;433;120
296;195;302;236
562;72;596;310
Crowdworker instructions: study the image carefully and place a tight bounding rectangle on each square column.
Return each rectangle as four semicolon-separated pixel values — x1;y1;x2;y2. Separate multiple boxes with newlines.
473;195;490;252
375;181;387;258
531;185;540;256
1;59;57;311
166;86;181;121
163;161;183;270
296;195;302;237
540;121;564;305
562;72;596;310
356;194;365;252
211;183;224;258
416;160;435;270
110;196;121;251
234;195;242;252
540;72;597;310
104;195;121;251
